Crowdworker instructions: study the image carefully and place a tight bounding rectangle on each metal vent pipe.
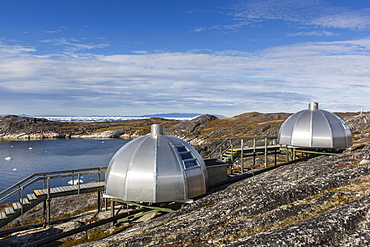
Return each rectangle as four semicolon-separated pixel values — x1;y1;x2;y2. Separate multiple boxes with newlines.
309;102;319;111
151;124;164;136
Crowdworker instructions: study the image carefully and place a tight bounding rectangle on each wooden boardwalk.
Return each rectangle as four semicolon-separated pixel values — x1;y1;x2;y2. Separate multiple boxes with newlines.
222;145;281;163
34;181;105;198
227;145;281;153
0;181;105;228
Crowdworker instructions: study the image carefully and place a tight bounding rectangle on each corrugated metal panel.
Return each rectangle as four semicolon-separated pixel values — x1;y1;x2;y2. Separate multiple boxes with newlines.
278;102;352;149
105;124;208;203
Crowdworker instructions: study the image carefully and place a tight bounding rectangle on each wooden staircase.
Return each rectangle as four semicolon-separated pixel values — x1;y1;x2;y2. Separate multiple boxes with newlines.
0;192;47;227
0;167;106;228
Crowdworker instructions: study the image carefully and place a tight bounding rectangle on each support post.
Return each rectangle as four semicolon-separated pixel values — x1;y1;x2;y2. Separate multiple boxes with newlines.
264;137;268;168
240;139;244;173
97;191;101;213
230;140;234;163
43;200;47;227
77;174;81;194
286;148;290;162
110;199;115;227
47;177;51;225
20;186;24;215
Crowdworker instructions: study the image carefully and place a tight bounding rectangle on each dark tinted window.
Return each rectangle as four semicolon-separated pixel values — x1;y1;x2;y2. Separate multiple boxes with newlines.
176;146;187;152
180;152;193;159
184;160;197;168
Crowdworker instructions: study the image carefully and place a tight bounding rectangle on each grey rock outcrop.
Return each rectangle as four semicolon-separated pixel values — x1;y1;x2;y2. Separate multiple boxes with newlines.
0;115;67;139
166;114;217;142
77;144;370;247
343;112;370;141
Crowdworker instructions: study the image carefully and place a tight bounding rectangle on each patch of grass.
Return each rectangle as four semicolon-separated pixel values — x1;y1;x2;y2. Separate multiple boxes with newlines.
333;162;360;168
60;226;125;246
60;236;86;247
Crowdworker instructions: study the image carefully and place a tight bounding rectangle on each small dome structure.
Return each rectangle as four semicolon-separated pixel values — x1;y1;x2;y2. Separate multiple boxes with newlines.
278;102;352;149
105;124;208;203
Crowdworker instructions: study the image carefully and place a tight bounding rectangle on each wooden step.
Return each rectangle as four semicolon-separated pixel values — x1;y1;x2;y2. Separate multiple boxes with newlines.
4;207;15;215
0;211;6;220
13;202;22;210
20;198;30;205
27;193;37;201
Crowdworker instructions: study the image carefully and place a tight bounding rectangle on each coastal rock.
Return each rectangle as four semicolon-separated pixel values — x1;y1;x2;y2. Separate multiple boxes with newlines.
0;112;369;147
71;130;116;139
1;112;370;246
0;115;180;140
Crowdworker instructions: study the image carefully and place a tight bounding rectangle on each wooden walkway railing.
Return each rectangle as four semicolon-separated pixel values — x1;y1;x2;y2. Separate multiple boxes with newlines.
0;167;107;228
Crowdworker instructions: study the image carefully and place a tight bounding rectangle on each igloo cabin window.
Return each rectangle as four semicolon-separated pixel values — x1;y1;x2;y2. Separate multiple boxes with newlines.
176;145;199;169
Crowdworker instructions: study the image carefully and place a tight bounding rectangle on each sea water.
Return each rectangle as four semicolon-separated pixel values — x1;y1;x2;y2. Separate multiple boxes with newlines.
0;139;130;202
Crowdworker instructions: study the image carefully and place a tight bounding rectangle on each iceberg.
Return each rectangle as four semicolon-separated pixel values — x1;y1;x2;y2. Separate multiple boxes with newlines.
68;179;84;185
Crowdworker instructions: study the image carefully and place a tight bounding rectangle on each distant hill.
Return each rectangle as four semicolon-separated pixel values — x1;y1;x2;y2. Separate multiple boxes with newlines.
132;113;225;118
36;113;225;118
0;113;225;122
33;113;225;122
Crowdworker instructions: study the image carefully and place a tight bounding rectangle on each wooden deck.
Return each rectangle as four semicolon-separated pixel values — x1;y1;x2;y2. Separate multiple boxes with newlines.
228;145;281;153
34;181;105;198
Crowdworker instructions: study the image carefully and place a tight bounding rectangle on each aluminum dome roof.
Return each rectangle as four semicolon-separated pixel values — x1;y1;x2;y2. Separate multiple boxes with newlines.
278;102;352;149
105;124;208;203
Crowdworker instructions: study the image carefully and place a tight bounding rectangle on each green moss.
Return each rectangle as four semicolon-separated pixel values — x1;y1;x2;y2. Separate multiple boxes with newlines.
88;229;108;241
60;237;87;247
60;226;126;246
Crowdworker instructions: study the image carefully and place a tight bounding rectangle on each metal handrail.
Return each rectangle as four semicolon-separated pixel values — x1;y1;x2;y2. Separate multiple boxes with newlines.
0;166;107;203
205;136;278;159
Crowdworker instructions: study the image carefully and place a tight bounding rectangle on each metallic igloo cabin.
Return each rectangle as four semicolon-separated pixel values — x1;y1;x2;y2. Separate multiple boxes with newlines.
105;124;208;203
278;102;352;149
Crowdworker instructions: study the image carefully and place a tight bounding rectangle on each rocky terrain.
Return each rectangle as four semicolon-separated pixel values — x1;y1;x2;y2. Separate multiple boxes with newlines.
2;143;370;246
1;111;369;156
0;115;181;140
73;143;370;247
1;111;370;246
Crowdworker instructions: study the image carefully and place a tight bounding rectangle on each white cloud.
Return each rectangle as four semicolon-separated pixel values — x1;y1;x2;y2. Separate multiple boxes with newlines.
310;10;370;30
40;38;110;52
287;30;338;37
41;28;64;34
194;0;370;32
1;37;370;115
0;42;36;57
230;0;319;22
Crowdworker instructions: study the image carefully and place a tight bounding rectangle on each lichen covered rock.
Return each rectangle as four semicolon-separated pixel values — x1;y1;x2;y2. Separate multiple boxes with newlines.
78;145;370;246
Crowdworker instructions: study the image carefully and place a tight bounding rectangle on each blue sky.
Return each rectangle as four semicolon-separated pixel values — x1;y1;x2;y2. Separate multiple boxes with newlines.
1;0;370;117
